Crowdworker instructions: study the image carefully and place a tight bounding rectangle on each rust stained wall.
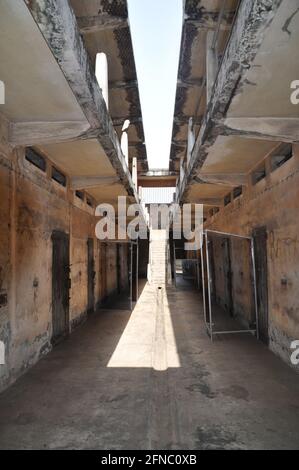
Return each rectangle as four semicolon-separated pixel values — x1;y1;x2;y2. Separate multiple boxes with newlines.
70;205;95;327
0;138;126;391
205;145;299;366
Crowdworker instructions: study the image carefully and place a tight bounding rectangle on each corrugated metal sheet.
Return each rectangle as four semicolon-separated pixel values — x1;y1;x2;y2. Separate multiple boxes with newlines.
141;187;176;204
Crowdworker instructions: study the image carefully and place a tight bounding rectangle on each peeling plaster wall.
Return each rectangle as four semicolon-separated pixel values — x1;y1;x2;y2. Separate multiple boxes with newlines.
205;145;299;369
0;139;126;392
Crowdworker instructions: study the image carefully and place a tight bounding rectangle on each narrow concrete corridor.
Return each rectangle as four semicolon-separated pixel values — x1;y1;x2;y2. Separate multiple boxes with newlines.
1;0;299;453
1;277;299;450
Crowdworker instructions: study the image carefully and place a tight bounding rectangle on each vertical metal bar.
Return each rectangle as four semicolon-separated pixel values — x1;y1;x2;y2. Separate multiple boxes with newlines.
251;238;259;340
205;232;213;341
201;236;207;326
173;241;177;287
197;256;200;290
136;240;139;301
130;242;133;311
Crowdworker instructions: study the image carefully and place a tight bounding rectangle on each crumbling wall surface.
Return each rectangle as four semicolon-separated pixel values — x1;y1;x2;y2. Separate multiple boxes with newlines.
120;244;129;292
0;155;12;389
70;205;95;330
0;139;122;392
211;238;226;310
106;244;118;296
205;145;299;367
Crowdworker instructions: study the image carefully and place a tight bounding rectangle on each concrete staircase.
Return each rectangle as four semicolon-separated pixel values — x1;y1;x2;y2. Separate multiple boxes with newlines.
148;230;172;286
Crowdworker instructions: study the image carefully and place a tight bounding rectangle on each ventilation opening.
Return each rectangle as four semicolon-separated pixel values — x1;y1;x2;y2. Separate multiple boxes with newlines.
224;193;232;206
52;167;66;187
252;164;266;185
25;148;46;172
233;186;243;199
271;144;293;172
86;197;93;208
75;190;84;201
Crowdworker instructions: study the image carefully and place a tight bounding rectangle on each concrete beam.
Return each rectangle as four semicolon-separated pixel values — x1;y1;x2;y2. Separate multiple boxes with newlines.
77;15;128;34
177;78;204;88
198;172;248;186
181;0;283;203
109;80;138;90
9;121;90;146
185;12;235;31
174;115;203;126
71;176;119;191
196;198;225;207
113;116;142;127
222;117;299;143
26;0;137;200
206;31;218;104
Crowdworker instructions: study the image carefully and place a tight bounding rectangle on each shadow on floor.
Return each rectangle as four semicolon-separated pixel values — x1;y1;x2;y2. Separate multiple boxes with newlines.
0;282;299;450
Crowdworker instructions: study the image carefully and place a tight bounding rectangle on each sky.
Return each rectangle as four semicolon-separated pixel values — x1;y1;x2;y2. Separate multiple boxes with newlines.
128;0;183;170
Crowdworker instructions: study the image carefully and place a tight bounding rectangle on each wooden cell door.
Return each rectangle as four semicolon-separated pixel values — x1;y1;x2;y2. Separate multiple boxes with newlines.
52;231;70;344
253;227;269;344
87;238;95;314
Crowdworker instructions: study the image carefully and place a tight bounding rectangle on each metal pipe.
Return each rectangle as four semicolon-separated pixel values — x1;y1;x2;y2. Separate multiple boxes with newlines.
201;239;207;327
130;243;133;311
173;241;177;287
205;232;213;341
136;240;139;301
251;238;259;340
213;329;256;335
197;257;200;290
206;229;251;240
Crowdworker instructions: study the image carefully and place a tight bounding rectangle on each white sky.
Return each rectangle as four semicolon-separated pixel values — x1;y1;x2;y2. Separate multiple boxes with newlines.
128;0;183;170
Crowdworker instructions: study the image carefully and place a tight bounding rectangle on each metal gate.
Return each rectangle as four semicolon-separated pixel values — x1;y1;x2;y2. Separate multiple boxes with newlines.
201;230;259;342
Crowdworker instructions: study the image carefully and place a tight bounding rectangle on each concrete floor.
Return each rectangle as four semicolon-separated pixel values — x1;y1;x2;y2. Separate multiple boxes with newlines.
0;281;299;449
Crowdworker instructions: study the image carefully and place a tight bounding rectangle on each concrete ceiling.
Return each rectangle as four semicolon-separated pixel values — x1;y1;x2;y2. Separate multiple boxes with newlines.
40;139;128;204
0;0;86;123
174;0;299;212
228;0;299;119
40;140;115;178
188;182;232;203
201;136;277;174
70;0;148;173
0;0;144;210
170;0;239;173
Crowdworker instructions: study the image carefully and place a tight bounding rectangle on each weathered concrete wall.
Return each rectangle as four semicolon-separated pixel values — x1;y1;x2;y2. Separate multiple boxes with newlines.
106;244;118;297
0;133;126;391
205;144;299;368
70;204;95;329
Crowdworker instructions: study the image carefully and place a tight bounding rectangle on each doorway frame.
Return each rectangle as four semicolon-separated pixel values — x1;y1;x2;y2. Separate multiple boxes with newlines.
201;229;259;342
51;230;70;345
